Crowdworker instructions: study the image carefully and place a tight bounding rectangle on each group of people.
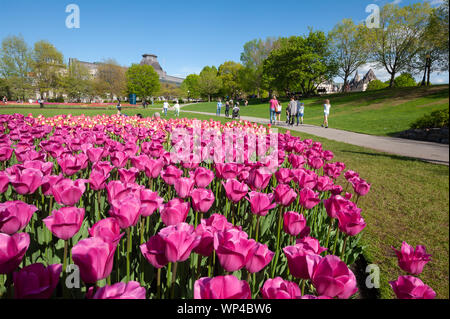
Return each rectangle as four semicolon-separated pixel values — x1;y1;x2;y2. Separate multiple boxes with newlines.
269;95;331;128
217;99;248;118
162;100;181;117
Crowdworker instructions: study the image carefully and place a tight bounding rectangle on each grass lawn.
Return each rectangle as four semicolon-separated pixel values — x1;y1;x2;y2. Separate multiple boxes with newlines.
182;85;449;137
1;108;449;299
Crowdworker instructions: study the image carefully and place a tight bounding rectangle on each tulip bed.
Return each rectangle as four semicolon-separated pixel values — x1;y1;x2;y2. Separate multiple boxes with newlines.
0;113;436;299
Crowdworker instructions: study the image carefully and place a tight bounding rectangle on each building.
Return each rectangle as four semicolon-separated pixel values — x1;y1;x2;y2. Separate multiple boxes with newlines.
317;81;343;95
347;69;377;92
139;54;184;86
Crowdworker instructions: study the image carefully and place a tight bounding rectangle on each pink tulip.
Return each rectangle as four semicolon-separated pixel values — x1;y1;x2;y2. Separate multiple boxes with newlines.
295;236;327;254
118;167;139;184
160;198;190;226
315;176;334;192
292;169;317;189
215;163;239;180
248;167;272;190
308;156;324;170
9;168;43;195
274;184;297;207
92;161;114;175
193;167;214;188
391;242;431;275
245;242;274;273
0;146;13;162
174;177;195;199
298;188;321;210
222;179;248;203
322;150;334;161
194;275;251;299
190;188;215;213
352;178;371;196
106;180;141;202
330;184;343;196
214;228;256;272
283;211;309;238
261;277;301;299
324;195;349;219
311;255;358;299
158;223;201;263
389;276;436;299
246;192;277;216
43;207;85;240
110;151;129;168
283;244;322;279
0;201;37;234
57;153;88;176
193;223;215;257
86;147;105;163
140;235;169;268
71;237;117;283
52;178;86;206
274;168;292;185
0;232;30;274
130;154;151;172
23;160;53;176
161;165;183;185
88;169;110;191
89;217;124;245
0;171;9;193
202;214;235;233
144;158;165;179
344;170;359;181
13;263;62;299
91;281;146;299
337;205;366;236
109;195;141;229
288;154;306;169
139;189;164;217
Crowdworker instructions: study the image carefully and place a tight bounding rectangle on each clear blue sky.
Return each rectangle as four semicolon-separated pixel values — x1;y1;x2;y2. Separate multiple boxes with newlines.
1;0;447;83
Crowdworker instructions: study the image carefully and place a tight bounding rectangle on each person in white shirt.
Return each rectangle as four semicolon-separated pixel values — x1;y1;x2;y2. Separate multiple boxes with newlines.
298;102;305;125
322;99;331;128
276;102;282;123
163;101;170;116
174;101;180;117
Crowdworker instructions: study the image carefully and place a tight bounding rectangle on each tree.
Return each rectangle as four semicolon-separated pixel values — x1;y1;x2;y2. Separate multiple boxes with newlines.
32;40;65;99
180;74;201;99
368;2;433;87
329;19;370;92
0;35;33;100
96;59;126;101
126;64;160;102
393;73;417;87
262;30;337;97
240;38;280;97
366;79;389;91
197;66;222;102
158;83;182;100
60;60;92;102
218;61;244;99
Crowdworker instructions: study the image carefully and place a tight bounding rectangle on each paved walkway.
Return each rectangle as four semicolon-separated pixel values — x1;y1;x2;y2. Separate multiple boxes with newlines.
182;111;449;166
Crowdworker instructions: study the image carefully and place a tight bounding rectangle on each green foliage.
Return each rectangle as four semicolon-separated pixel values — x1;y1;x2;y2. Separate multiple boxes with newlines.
410;108;449;129
60;60;92;102
126;64;160;101
180;74;201;99
197;66;222;102
366;79;389;91
393;73;417;88
218;61;244;99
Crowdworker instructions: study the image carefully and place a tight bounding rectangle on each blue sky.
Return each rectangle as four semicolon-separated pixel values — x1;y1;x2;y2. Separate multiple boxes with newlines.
0;0;447;83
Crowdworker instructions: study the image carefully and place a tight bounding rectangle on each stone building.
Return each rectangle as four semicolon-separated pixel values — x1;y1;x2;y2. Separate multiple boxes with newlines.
139;54;184;85
347;69;377;92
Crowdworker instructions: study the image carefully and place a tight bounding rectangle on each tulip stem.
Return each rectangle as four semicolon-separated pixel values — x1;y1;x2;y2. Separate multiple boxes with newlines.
62;240;68;272
341;235;348;262
255;215;261;242
324;219;334;253
126;228;131;282
271;205;284;278
157;268;161;299
301;280;306;296
171;262;178;299
96;191;101;222
332;229;340;256
166;262;172;299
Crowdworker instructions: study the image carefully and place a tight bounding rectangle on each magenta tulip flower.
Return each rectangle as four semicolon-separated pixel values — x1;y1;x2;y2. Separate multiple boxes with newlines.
43;207;85;240
88;169;110;191
298;187;321;210
52;178;86;207
352;178;371;196
89;217;124;245
391;242;432;275
261;277;301;299
158;223;201;263
0;232;30;274
0;201;38;234
118;167;139;184
190;188;215;213
246;192;277;216
130;154;151;172
110;151;129;168
295;236;327;255
274;184;297;207
248;167;272;191
144;158;165;179
86;147;105;163
193;223;215;257
13;263;62;299
140;235;169;269
337;205;366;236
57;153;88;176
283;244;322;279
174;177;195;199
311;255;358;299
71;237;117;283
161;165;183;185
193;167;214;188
214;228;256;272
288;154;306;169
139;189;164;217
9;168;43;195
389;276;436;299
292;169;317;189
308;156;324;170
344;170;359;181
215;163;239;180
106;180;141;203
330;185;343;196
324;195;349;219
160;198;190;226
283;211;309;238
245;242;274;273
0;146;13;162
222;179;248;203
275;168;293;184
91;281;146;299
92;161;114;175
109;195;141;229
315;176;334;192
194;275;251;299
0;171;9;193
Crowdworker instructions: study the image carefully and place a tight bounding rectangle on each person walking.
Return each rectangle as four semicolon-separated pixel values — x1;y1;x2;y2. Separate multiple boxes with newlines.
217;99;222;116
322;99;331;128
269;95;278;124
163;100;170;116
288;97;298;126
174;100;180;117
276;101;282;124
225;101;230;118
297;102;305;125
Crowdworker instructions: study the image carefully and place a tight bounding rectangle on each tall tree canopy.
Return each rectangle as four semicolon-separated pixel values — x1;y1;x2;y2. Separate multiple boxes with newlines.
180;74;201;99
126;64;160;102
218;61;244;99
96;59;126;101
197;66;222;102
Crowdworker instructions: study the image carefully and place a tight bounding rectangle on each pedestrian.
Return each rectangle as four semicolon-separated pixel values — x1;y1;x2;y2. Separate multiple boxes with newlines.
163;100;170;116
174;100;180;117
39;98;44;109
142;100;147;109
276;101;282;123
269;95;278;124
244;100;248;107
289;96;298;126
225;101;230;118
217;99;222;116
2;96;7;104
297;102;305;125
322;99;331;128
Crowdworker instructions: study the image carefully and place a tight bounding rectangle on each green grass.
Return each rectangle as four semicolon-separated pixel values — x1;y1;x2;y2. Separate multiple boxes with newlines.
182;85;450;136
1;108;449;299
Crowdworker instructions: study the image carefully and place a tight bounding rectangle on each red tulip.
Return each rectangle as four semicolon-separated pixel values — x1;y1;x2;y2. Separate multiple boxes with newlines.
13;263;62;299
194;275;251;299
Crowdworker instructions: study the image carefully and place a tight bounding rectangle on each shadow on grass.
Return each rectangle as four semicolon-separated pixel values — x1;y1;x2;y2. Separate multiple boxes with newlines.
340;150;449;166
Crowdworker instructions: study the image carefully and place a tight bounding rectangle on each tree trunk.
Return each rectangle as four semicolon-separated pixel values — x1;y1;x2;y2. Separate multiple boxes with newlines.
342;76;349;93
208;95;211;102
427;60;431;86
420;61;427;86
389;72;396;88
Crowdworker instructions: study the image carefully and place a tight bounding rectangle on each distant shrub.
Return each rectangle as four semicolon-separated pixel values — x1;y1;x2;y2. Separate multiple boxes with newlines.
367;80;388;91
394;73;417;88
411;109;449;129
47;96;65;103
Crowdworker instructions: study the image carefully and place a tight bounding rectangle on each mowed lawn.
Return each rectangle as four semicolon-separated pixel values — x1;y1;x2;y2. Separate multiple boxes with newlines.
182;85;449;137
1;108;449;299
